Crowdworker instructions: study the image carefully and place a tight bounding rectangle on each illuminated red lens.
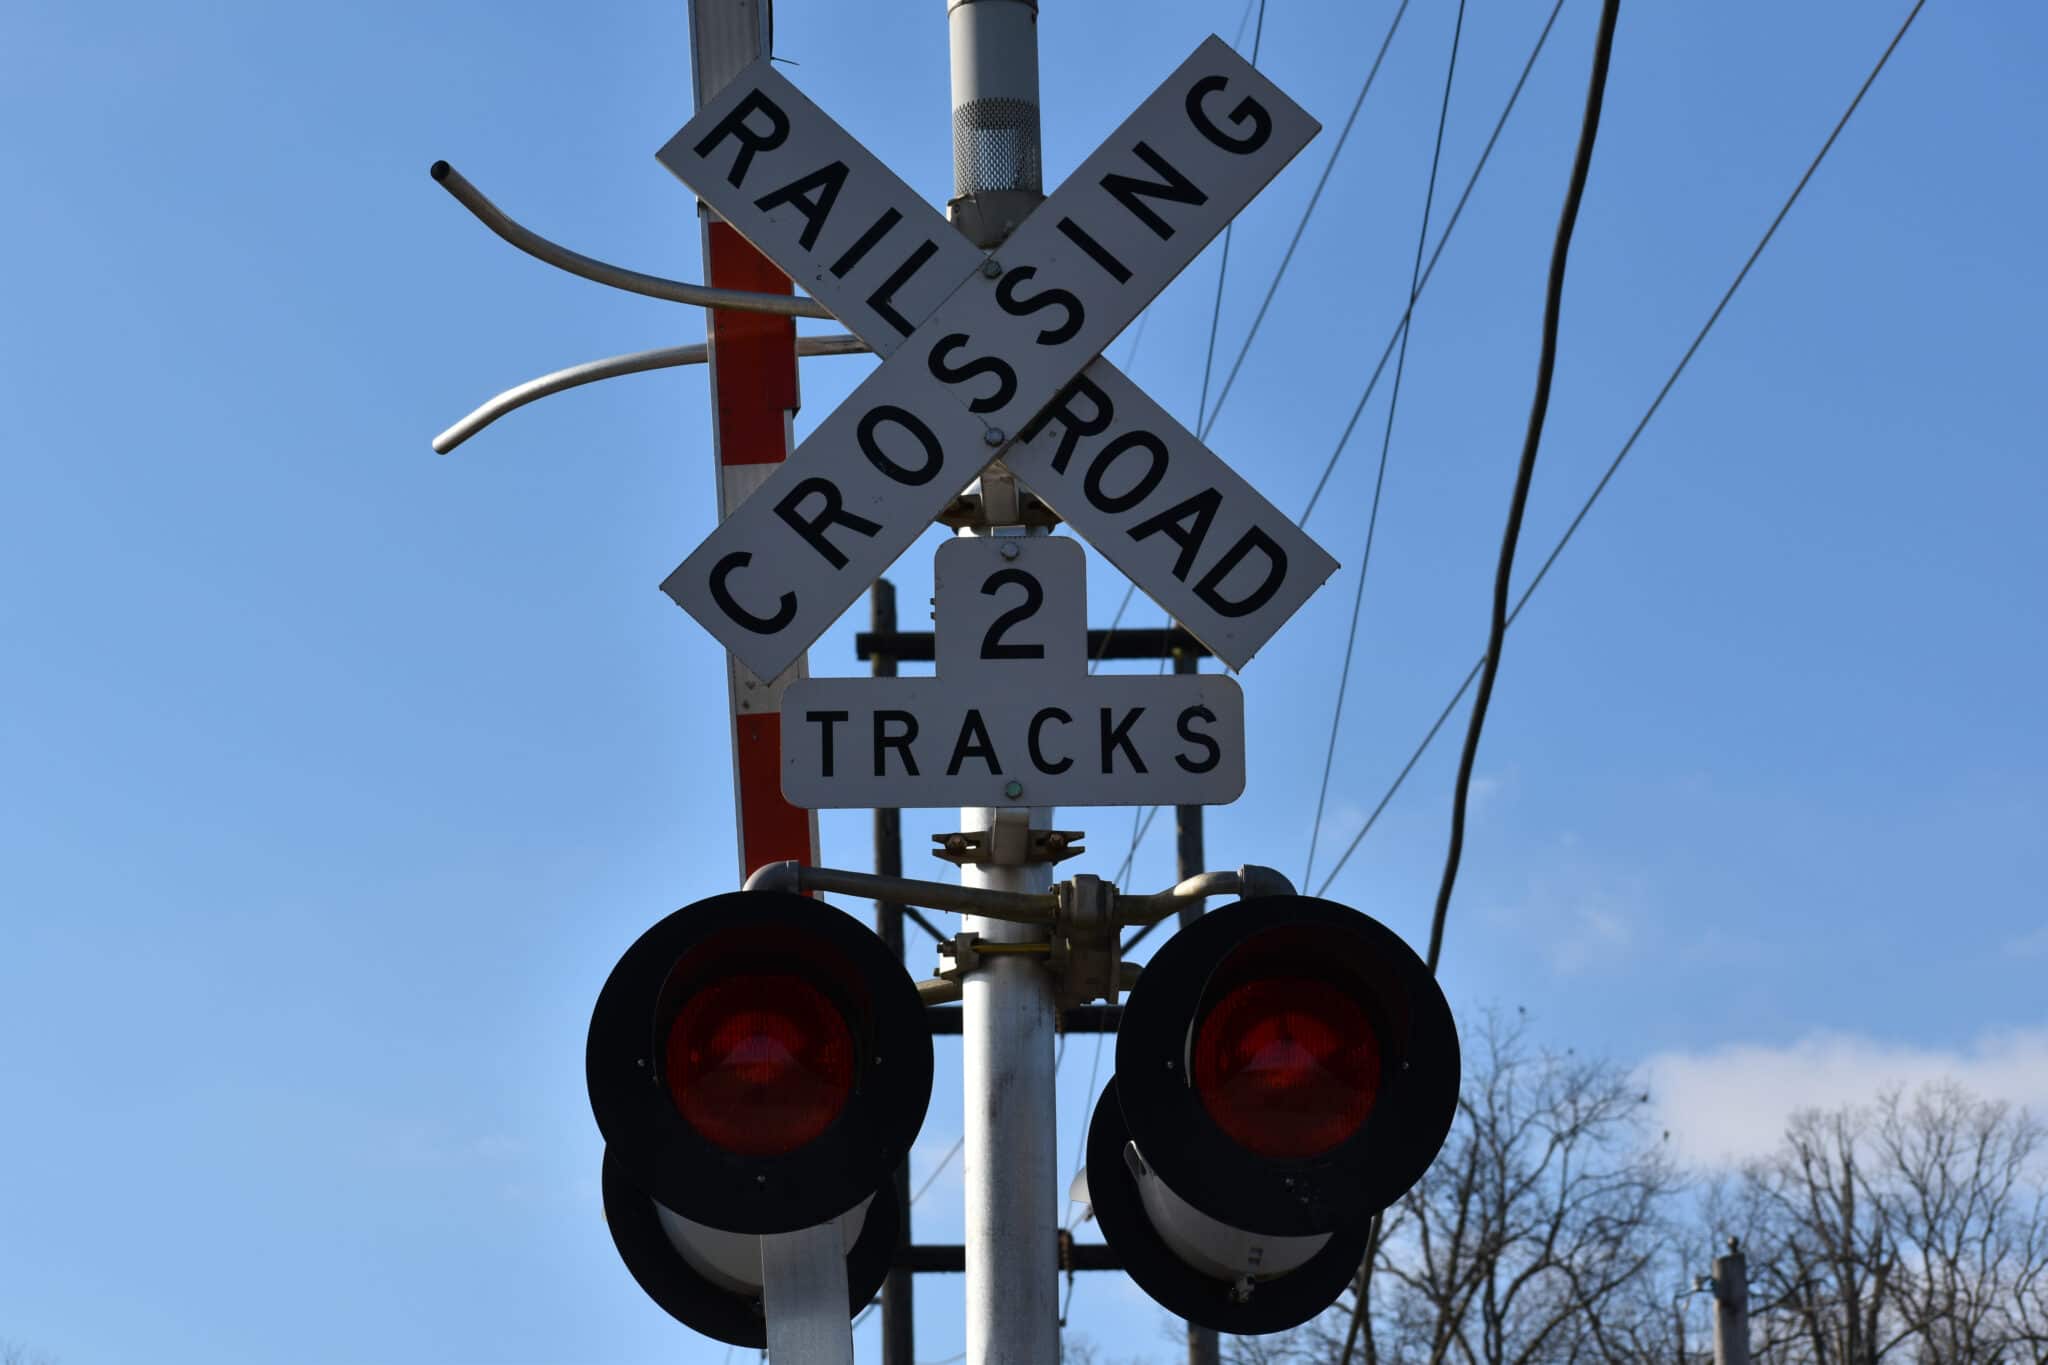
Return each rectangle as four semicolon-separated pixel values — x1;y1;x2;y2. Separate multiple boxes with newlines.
665;974;855;1156
1192;977;1382;1159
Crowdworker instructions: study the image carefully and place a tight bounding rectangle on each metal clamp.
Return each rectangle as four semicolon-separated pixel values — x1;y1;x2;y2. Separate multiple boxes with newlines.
932;827;1086;866
1049;872;1121;1008
936;487;1062;530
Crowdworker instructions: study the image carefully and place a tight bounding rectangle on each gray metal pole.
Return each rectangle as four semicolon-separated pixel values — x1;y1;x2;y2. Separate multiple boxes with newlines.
871;580;916;1365
948;9;1054;1362
946;0;1043;249
1173;643;1220;1365
1712;1239;1752;1365
957;826;1056;1365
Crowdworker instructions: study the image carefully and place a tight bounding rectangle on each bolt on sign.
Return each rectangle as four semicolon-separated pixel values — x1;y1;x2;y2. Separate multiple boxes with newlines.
783;537;1245;810
656;37;1338;690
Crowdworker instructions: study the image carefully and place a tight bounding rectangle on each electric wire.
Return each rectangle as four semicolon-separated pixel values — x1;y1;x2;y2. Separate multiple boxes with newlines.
1337;4;1614;1359
1088;0;1266;678
1199;0;1267;432
912;1136;964;1206
1198;0;1413;443
1065;20;1277;1317
1093;0;1565;796
856;1123;967;1334
1062;1028;1109;1233
1429;0;1611;976
1312;0;1928;901
1086;0;1269;892
1298;0;1570;524
1303;0;1468;892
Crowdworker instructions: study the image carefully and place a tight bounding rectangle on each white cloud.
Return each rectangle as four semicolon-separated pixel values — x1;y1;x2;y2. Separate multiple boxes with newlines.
1470;768;1515;817
1484;845;1644;975
1548;903;1634;973
1310;800;1367;863
1639;1026;2048;1169
2005;925;2048;958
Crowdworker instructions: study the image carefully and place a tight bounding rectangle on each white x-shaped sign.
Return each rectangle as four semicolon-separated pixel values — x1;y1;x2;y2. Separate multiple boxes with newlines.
657;38;1336;682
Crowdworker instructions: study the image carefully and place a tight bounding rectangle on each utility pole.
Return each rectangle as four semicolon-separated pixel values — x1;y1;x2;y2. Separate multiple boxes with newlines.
684;0;819;886
1173;642;1219;1365
946;4;1056;1363
1712;1238;1751;1365
872;578;916;1365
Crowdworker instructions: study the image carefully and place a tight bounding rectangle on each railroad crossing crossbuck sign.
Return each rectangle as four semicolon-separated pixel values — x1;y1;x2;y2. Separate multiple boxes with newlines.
656;38;1338;805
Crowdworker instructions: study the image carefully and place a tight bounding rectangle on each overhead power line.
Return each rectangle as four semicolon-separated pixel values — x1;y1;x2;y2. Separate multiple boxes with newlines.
1313;0;1930;900
1106;0;1573;903
1198;0;1414;442
1424;0;1615;974
1097;0;1267;900
1341;5;1620;1357
1298;0;1571;524
1304;0;1470;891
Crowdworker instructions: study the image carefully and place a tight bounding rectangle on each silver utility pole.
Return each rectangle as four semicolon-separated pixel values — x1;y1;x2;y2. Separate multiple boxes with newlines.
1712;1239;1752;1365
948;4;1056;1364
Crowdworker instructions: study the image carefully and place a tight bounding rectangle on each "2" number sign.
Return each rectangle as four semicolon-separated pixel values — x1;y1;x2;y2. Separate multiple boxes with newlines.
781;537;1245;809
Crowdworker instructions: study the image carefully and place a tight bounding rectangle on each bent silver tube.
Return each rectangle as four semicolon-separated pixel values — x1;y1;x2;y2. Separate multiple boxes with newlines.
1114;864;1296;925
431;333;869;454
741;861;1058;925
430;160;834;318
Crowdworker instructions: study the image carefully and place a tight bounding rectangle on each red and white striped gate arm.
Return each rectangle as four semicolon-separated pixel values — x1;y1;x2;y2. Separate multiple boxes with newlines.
689;0;819;881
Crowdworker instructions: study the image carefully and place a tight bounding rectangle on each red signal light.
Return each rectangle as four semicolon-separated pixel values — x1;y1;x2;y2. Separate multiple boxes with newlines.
1192;977;1381;1159
665;974;855;1156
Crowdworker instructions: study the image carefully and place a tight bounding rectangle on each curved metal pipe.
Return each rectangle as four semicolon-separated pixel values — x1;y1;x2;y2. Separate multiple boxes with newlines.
1113;864;1296;926
430;160;833;318
918;977;965;1007
742;861;1057;925
432;333;869;454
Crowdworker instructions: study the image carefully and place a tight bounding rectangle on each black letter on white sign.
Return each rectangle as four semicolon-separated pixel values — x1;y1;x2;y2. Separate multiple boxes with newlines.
1056;217;1132;284
874;711;919;777
979;569;1046;660
1100;707;1147;774
806;710;849;778
775;477;881;569
927;334;1019;415
1100;142;1207;240
829;208;902;279
1019;374;1113;473
1194;525;1288;619
1085;432;1170;515
1185;74;1272;155
1128;486;1222;579
859;405;944;486
868;239;941;337
752;162;848;250
946;710;1002;776
708;551;797;635
692;88;789;188
1175;706;1221;774
1029;708;1073;774
995;266;1084;346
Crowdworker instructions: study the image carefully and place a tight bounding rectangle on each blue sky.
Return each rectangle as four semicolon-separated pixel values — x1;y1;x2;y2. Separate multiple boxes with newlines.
2;1;2042;1362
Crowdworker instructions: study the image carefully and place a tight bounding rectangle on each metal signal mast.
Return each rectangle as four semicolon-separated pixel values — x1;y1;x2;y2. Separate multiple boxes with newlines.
428;4;1462;1362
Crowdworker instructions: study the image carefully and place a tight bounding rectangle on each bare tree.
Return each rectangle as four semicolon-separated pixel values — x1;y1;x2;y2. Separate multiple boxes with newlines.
1718;1082;2048;1365
1215;1029;2048;1365
1234;1009;1685;1365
